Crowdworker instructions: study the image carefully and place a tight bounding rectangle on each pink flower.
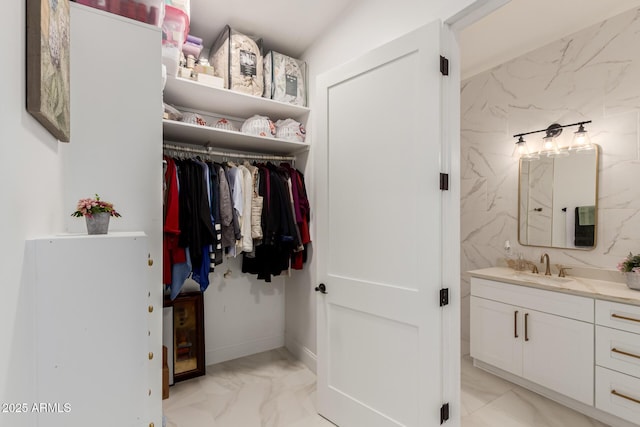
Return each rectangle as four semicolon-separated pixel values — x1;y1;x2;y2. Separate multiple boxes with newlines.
71;194;121;218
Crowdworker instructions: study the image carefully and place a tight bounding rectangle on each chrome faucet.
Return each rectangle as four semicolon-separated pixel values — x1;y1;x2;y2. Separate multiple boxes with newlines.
540;253;551;276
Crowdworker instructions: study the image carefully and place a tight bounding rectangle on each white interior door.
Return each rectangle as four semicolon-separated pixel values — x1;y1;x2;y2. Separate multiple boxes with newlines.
316;21;448;427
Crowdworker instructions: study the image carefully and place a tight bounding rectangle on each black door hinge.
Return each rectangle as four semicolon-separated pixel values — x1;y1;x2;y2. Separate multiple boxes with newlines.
440;402;450;424
439;288;449;307
439;173;449;191
440;55;449;76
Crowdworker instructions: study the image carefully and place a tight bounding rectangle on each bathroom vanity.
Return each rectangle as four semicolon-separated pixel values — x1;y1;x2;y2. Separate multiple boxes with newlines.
469;267;640;427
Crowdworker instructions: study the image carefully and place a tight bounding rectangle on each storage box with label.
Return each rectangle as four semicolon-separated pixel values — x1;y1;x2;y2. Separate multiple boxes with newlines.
208;26;264;97
264;51;307;107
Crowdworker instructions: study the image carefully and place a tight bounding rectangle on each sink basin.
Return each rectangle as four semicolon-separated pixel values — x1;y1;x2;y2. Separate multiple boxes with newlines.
510;271;574;286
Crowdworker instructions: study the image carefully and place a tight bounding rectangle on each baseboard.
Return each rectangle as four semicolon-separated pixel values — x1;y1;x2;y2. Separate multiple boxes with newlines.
285;333;317;374
473;359;638;427
206;334;285;366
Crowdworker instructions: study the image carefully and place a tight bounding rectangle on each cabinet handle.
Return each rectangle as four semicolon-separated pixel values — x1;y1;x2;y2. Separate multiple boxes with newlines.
611;389;640;405
612;348;640;360
148;305;154;313
514;310;519;338
524;313;529;342
148;352;154;360
612;313;640;323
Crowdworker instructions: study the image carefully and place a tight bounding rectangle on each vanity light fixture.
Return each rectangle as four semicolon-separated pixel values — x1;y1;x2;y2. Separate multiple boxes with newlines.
572;123;594;151
513;135;539;160
513;120;592;159
541;124;568;158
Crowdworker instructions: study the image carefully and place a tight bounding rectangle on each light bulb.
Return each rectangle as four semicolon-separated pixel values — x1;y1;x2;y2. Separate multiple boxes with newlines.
542;136;555;151
516;140;528;156
572;123;593;151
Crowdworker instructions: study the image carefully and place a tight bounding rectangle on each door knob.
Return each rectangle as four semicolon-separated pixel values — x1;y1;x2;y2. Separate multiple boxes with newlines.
315;283;328;294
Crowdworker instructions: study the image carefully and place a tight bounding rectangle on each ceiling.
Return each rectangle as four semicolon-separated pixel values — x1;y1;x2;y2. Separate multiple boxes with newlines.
187;0;358;58
186;0;640;78
460;0;640;79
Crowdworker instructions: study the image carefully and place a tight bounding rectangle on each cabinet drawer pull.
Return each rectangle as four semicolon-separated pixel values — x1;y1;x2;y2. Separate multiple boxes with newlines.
524;313;529;342
611;389;640;405
514;310;519;338
612;313;640;323
612;348;640;360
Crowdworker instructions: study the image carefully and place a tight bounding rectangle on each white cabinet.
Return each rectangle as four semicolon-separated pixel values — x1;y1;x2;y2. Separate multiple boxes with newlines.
470;278;594;405
522;309;593;405
470;297;522;375
163;76;310;155
66;6;163;426
28;233;152;427
595;300;640;424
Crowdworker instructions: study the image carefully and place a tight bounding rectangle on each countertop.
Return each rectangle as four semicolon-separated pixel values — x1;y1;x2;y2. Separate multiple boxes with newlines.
468;266;640;307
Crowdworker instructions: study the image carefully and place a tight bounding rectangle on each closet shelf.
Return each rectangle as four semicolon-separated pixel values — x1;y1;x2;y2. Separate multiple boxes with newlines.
163;76;310;121
163;120;309;155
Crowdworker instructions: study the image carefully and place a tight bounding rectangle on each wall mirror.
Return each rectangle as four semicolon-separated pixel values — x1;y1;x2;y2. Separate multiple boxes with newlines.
518;145;599;249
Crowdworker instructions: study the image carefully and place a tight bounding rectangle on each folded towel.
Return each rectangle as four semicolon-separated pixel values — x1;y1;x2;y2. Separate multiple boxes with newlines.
574;207;595;247
578;205;595;226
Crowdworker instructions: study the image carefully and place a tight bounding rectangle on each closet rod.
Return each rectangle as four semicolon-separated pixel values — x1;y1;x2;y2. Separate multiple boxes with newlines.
162;143;296;162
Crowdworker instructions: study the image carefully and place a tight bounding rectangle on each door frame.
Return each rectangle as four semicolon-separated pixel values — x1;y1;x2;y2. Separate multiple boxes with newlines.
308;1;514;426
439;2;513;424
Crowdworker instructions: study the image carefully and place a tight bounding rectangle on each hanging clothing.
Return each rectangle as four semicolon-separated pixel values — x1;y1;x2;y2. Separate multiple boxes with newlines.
191;160;213;291
226;164;244;257
207;162;223;266
170;247;192;300
217;163;236;250
163;151;312;287
242;163;302;281
238;165;254;253
163;156;186;285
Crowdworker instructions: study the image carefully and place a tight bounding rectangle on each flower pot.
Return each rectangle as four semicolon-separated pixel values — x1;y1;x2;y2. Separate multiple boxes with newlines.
85;212;111;235
625;272;640;291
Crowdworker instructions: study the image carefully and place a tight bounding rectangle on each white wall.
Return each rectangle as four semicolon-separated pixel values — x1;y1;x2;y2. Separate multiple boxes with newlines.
285;0;480;371
0;3;66;426
178;258;286;366
0;4;164;425
460;6;640;354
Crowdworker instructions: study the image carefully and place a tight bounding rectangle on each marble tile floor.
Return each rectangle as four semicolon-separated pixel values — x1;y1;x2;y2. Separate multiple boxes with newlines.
163;348;335;427
461;355;608;427
163;349;608;427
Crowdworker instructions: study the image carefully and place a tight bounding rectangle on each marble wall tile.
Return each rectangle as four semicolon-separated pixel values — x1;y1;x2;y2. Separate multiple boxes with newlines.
461;178;487;213
600;208;640;258
461;7;640;352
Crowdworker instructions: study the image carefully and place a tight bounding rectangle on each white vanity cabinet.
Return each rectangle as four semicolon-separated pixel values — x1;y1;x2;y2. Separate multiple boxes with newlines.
595;300;640;424
470;277;594;405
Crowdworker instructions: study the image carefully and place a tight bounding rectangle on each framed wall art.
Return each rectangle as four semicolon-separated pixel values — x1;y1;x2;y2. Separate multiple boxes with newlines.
164;291;206;382
26;0;71;142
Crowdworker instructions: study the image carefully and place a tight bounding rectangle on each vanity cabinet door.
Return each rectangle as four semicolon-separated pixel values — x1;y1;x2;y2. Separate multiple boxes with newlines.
522;309;594;405
470;296;523;376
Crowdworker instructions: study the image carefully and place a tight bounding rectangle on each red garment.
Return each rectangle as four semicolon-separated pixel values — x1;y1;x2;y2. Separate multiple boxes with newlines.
163;157;186;284
295;172;311;245
281;165;311;271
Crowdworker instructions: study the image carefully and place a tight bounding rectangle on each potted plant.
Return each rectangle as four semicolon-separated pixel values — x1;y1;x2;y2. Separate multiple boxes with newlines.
71;194;121;235
617;252;640;290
